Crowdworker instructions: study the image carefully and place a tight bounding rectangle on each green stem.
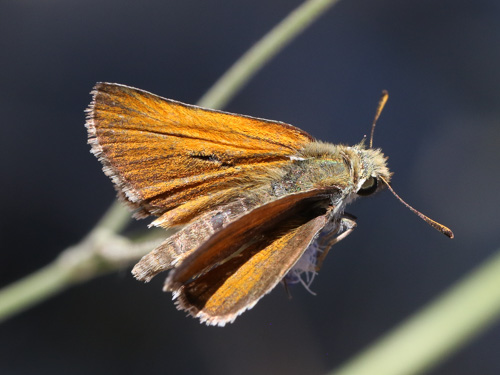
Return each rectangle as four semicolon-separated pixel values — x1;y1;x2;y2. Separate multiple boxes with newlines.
198;0;340;109
0;232;165;323
0;235;99;323
331;249;500;375
0;0;338;323
91;200;132;235
0;261;75;323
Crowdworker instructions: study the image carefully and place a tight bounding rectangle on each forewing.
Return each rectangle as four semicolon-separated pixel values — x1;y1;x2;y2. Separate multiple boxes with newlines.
86;83;314;223
165;189;334;326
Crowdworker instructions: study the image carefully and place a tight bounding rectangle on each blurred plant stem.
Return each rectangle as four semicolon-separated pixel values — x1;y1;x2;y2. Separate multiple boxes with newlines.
331;249;500;375
0;0;340;323
197;0;340;109
0;228;165;324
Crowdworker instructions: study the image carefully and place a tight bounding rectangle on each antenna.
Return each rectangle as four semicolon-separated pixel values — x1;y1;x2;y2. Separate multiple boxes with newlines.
370;90;389;148
380;177;454;238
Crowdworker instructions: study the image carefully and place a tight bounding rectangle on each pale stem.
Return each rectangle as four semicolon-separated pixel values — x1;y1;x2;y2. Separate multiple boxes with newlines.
331;248;500;375
198;0;341;109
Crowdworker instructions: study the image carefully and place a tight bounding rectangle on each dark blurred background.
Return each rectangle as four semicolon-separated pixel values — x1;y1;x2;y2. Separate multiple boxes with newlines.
1;0;499;374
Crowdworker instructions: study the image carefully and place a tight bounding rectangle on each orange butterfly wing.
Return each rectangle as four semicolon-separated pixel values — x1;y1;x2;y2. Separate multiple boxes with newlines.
86;83;314;225
164;189;335;326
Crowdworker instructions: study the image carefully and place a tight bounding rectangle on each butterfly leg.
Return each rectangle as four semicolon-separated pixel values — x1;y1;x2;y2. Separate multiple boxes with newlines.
315;213;357;272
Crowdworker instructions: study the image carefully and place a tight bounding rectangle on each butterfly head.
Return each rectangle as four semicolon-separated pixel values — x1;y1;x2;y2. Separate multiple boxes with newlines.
352;143;392;197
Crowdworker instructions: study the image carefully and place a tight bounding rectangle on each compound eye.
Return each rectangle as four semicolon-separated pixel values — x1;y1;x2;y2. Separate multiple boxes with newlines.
358;176;378;196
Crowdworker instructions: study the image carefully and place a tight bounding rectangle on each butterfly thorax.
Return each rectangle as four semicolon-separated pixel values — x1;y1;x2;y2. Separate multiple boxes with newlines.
271;140;391;203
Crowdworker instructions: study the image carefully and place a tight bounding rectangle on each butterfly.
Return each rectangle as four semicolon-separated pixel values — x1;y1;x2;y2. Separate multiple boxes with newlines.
86;83;453;326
